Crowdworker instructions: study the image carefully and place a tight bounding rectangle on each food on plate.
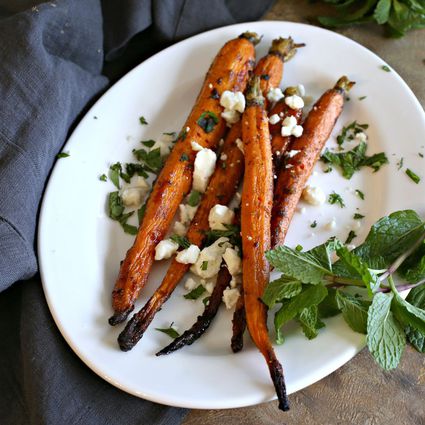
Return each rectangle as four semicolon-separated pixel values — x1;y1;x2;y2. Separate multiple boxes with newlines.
230;286;246;353
109;31;258;325
271;76;354;247
241;75;289;411
117;37;303;351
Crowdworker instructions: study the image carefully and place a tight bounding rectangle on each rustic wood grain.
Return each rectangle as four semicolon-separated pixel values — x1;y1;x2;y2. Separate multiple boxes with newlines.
183;1;425;424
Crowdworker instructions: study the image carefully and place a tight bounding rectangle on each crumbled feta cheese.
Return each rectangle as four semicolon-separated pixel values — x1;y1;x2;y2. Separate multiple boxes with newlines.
220;90;245;113
191;237;230;278
223;247;242;275
184;277;198;291
173;221;187;236
267;87;284;103
355;132;367;142
121;188;144;208
297;84;306;97
222;288;240;309
191;140;203;151
160;133;175;144
155;239;179;260
221;109;240;125
235;138;244;154
176;244;200;264
325;217;337;231
179;204;198;225
202;279;216;294
209;204;235;230
220;153;228;161
286;149;300;158
269;114;281;125
302;185;326;206
152;134;175;156
291;125;303;138
347;244;356;251
129;175;149;189
281;125;292;137
193;148;217;192
285;94;304;110
297;206;306;214
230;274;242;288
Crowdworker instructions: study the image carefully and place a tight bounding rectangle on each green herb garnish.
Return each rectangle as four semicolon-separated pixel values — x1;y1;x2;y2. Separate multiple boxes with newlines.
197;111;219;133
336;121;368;146
406;168;421;184
353;213;365;220
397;157;404;170
201;261;209;271
205;223;241;249
345;230;357;244
187;190;202;207
139;116;148;125
311;221;318;228
170;235;191;249
355;189;365;200
133;147;163;173
109;162;122;189
99;174;107;182
328;192;345;208
381;65;391;72
141;139;156;148
155;324;180;338
358;96;367;101
57;152;70;158
184;285;206;300
180;153;189;162
107;191;138;235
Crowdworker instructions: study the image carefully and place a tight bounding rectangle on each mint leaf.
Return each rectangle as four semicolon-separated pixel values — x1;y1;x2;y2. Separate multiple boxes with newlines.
133;147;163;173
391;290;425;334
187;190;202;207
374;0;392;25
170;235;191;249
318;288;341;318
403;283;425;352
274;285;328;344
398;241;425;283
336;290;370;333
262;277;302;308
367;293;405;370
155;325;179;338
328;191;345;208
184;284;206;300
297;305;325;339
137;203;146;224
336;245;380;295
125;163;149;179
109;162;122;189
141;139;156;148
108;191;124;220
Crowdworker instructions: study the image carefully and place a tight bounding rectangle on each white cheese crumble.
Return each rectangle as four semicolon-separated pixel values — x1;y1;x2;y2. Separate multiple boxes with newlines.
155;239;179;260
191;140;203;151
221;109;240;125
193;148;217;192
347;244;356;251
267;87;284;103
121;188;144;208
208;204;235;230
230;274;242;288
222;287;240;309
152;133;175;156
202;279;216;294
302;185;326;206
184;277;198;291
220;90;246;113
173;221;187;236
355;132;368;142
269;114;281;125
220;153;227;161
297;84;306;97
281;116;303;138
175;244;200;264
191;237;230;279
223;247;242;275
284;94;304;110
235;138;244;154
325;217;337;231
179;204;198;225
286;149;300;158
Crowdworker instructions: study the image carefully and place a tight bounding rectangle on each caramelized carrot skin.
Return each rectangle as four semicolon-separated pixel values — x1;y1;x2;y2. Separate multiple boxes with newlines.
271;89;344;247
110;37;255;325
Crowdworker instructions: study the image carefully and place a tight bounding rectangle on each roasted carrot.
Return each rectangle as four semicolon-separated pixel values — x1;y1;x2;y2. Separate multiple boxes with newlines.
109;32;258;325
156;265;232;356
231;286;246;353
118;123;244;350
269;87;303;169
118;38;300;349
271;76;354;247
241;76;289;411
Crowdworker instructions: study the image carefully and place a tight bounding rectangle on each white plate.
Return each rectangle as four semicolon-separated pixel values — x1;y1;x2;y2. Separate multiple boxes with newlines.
38;21;425;409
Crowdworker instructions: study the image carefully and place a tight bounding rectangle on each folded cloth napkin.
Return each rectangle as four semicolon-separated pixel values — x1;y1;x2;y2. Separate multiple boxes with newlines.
0;0;273;424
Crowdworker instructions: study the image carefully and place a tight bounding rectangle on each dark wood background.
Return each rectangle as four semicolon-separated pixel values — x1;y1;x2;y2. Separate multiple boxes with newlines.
183;1;425;424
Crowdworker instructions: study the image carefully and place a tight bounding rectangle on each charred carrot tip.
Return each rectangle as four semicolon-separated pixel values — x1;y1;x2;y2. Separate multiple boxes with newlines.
335;76;355;94
245;75;264;106
239;31;261;45
269;37;305;62
268;356;290;411
108;309;132;326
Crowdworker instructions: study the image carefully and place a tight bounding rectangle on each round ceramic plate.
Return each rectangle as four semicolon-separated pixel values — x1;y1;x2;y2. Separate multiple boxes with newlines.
38;21;425;409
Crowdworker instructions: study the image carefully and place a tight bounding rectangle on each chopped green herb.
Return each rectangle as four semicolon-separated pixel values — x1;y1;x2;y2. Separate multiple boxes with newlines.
121;222;138;235
163;131;176;137
381;65;391;72
138;203;146;224
125;163;149;179
197;111;219;133
109;162;122;189
155;324;180;338
201;261;209;271
141;139;156;148
210;88;220;99
310;221;318;228
205;224;241;249
345;230;357;244
336;121;369;146
180;153;189;162
187;190;202;207
108;191;124;220
179;128;188;140
202;296;211;306
260;74;270;80
321;142;388;179
324;166;332;173
295;244;303;252
328;192;345;208
139;116;148;125
99;174;107;182
397;157;404;170
170;235;191;249
133;147;163;173
358;96;367;101
57;152;70;158
184;285;206;300
406;168;421;184
353;213;365;220
355;189;365;200
419;153;424;158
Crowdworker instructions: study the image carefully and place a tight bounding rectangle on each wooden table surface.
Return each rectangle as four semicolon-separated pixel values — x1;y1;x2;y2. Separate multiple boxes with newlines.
183;1;425;424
